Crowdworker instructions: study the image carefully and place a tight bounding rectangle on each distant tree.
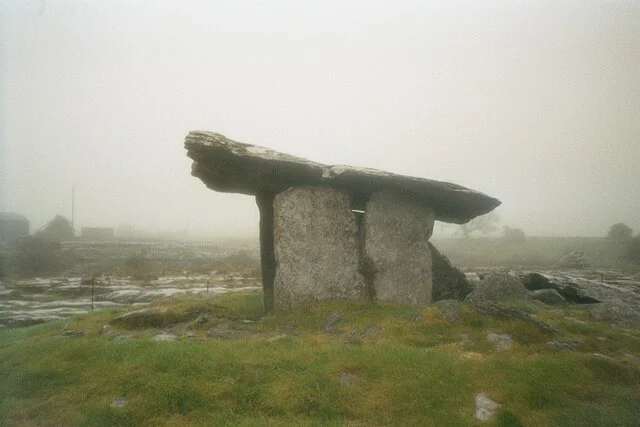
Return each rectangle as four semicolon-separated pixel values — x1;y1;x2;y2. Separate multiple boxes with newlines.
607;223;633;240
502;226;526;243
36;215;75;241
623;235;640;265
458;212;500;238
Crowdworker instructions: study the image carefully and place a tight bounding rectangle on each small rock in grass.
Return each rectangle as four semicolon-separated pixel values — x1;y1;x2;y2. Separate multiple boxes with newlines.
338;372;357;387
475;393;500;421
110;397;128;408
487;333;512;352
546;340;582;351
592;353;614;361
434;299;459;323
321;313;343;333
363;326;382;337
468;272;530;302
195;315;208;325
460;333;476;348
61;329;84;338
267;334;288;342
152;333;175;341
346;329;362;344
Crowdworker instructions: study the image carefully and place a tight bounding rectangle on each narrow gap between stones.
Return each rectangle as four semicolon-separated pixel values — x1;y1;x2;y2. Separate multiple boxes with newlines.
256;191;276;312
350;193;376;300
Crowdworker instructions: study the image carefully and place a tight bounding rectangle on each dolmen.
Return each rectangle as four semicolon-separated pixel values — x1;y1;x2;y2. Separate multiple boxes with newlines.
185;131;501;311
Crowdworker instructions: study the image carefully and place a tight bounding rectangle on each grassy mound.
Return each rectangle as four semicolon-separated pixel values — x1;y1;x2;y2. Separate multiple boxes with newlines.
1;292;639;426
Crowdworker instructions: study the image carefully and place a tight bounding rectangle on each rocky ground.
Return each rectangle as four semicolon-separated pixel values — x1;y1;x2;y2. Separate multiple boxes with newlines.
3;266;639;330
0;273;261;328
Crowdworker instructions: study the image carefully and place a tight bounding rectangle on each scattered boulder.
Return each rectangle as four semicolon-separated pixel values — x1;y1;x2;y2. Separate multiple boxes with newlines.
434;299;460;323
558;251;590;269
345;330;362;345
468;272;530;302
430;243;472;301
468;298;560;334
110;397;128;408
530;288;566;305
520;272;621;304
546;340;582;351
321;313;344;333
365;190;434;305
487;333;513;352
152;333;176;342
588;299;640;326
475;393;500;421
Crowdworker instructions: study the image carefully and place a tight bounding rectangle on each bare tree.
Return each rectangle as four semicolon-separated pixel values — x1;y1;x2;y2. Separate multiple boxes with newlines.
607;223;633;240
458;212;500;238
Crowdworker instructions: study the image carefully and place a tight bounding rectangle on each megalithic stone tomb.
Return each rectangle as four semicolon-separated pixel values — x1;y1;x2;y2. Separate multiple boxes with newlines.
185;131;501;310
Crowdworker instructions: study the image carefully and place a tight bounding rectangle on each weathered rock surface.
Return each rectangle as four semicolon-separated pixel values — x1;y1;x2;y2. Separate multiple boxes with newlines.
474;393;500;421
185;131;501;224
467;297;560;333
520;272;640;306
588;299;640;326
467;272;530;302
487;333;513;352
531;288;566;305
365;190;434;305
558;251;590;269
434;299;460;322
430;243;473;301
546;339;583;351
273;187;366;309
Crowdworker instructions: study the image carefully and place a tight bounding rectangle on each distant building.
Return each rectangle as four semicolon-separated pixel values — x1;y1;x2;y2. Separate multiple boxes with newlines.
36;215;75;241
0;212;30;242
81;227;115;241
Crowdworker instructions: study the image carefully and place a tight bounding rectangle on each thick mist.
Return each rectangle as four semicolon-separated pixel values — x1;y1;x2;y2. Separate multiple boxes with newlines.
2;0;639;238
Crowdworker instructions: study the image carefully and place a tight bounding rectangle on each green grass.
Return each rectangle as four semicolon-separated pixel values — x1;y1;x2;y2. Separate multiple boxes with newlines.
1;292;639;426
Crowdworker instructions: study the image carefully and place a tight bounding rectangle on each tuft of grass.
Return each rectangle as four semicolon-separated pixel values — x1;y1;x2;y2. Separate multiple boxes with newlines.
1;292;640;426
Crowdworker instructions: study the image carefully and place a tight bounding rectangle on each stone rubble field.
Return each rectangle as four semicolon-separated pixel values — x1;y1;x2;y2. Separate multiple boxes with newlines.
0;273;260;328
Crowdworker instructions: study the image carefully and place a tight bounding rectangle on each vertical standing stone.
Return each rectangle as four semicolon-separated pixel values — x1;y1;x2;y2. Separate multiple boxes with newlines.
365;190;435;304
256;192;276;312
273;186;365;309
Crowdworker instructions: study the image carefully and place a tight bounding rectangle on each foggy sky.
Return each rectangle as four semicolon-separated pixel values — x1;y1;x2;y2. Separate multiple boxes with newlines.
1;0;639;238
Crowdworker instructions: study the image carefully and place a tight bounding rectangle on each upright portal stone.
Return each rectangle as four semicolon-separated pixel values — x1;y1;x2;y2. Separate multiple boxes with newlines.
365;190;435;304
274;187;365;309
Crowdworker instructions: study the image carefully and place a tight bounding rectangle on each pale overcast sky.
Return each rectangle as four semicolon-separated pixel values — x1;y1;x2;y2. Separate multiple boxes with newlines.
1;0;639;237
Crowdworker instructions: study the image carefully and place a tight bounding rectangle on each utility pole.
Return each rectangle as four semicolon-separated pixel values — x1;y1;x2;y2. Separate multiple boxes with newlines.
71;185;75;236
